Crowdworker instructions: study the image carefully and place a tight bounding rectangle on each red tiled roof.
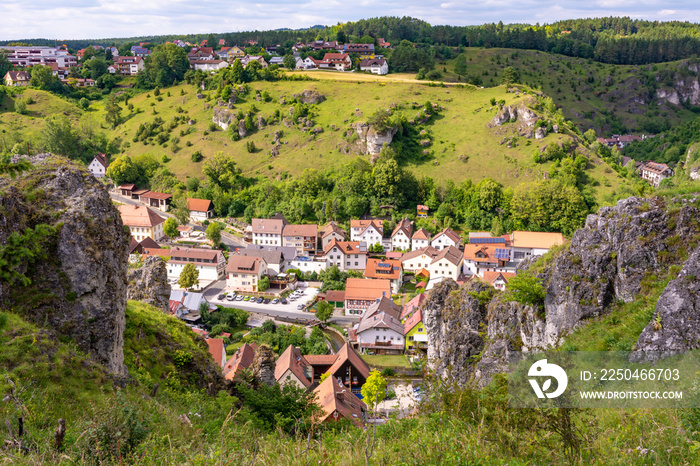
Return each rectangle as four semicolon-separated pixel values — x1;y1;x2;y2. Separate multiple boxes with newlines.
275;345;312;388
344;278;391;302
117;205;165;227
364;258;401;280
404;308;423;334
283;224;318;237
140;191;172;200
205;338;225;367
223;342;259;381
328;343;370;380
433;227;461;244
226;255;263;274
412;228;431;241
187;198;214;212
401;293;426;320
313;376;366;427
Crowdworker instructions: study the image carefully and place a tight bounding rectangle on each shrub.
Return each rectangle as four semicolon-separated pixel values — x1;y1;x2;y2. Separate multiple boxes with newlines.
246;141;256;153
14;99;27;115
191;151;203;162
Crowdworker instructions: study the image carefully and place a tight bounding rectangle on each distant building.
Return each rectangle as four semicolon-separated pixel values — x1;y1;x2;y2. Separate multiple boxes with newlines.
0;46;77;68
344;277;391;315
117;205;165;241
186;198;214;221
640;161;674;187
168;247;226;284
87;153;109;178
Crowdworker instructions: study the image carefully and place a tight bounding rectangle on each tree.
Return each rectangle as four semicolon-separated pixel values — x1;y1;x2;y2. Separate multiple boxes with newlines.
78;97;90;110
361;370;388;413
145;43;190;88
178;263;199;290
203;152;241;190
229;59;244;83
336;30;347;45
14;99;27;115
206;222;222;245
41;115;79;159
106;155;138;185
283;53;296;69
258;275;270;292
506;271;545;310
315;300;333;324
29;65;58;90
501;66;520;86
105;94;121;129
169;197;192;225
454;53;467;76
163;217;179;238
0;53;12;77
84;57;108;80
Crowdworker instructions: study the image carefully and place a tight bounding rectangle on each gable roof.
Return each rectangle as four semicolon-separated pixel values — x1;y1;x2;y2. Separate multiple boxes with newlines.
324;290;346;302
482;271;516;285
391;218;413;239
360;58;387;67
313;376;366;427
323;239;367;256
320;222;346;239
139;236;160;250
142;248;171;259
187;198;214;212
223;342;259;380
511;231;564;249
344;278;391;302
235;248;282;266
404;308;424;334
92;153;109;169
169;246;222;264
400;246;439;263
5;71;30;81
433;227;461;244
431;245;463;267
350;219;383;232
117;205;165;228
328;343;371;380
129;237;142;255
283;224;318;237
463;244;504;264
357;307;404;335
252;218;286;235
275;344;312;388
364;258;401;281
412;228;431;241
205;338;225;367
401;293;426;320
362;296;402;321
226;255;264;274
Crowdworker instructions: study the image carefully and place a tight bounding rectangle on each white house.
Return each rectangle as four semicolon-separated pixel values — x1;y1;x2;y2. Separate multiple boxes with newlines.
87;153;109;178
117;205;165;241
298;57;318;69
510;231;564;262
400;246;439;273
640;161;674;187
193;60;229;72
186;198;214;222
320;222;346;250
323;240;367;272
226;255;267;292
167;247;226;286
411;228;431;251
390;218;413;251
431;227;461;251
354;297;404;354
359;58;388;75
427;246;463;280
252;217;287;247
350;219;383;248
282;224;318;258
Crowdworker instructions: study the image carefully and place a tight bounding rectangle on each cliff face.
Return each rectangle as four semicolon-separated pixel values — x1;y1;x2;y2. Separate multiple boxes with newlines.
352;123;398;155
127;256;171;314
424;196;700;387
0;154;130;374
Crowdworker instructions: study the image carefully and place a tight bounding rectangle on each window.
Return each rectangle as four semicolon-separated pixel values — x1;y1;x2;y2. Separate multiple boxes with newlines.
418;327;423;332
408;336;414;341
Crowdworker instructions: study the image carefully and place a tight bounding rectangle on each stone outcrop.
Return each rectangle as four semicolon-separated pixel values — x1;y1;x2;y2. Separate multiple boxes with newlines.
631;248;700;362
212;107;235;131
238;119;248;138
488;102;539;128
687;143;700;181
352;123;398;155
127;256;170;314
0;154;130;375
535;127;546;139
251;345;276;386
293;89;325;104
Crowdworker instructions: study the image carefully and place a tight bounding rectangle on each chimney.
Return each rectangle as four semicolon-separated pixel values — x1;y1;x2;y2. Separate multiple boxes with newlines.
375;298;380;303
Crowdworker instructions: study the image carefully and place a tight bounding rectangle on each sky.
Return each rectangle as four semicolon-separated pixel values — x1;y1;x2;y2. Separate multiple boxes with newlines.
1;0;699;41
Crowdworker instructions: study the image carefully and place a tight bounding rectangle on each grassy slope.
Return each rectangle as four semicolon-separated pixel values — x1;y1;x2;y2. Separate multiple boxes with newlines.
437;47;698;134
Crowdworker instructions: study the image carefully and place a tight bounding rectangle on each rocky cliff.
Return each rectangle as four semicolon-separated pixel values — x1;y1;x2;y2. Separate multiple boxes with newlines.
425;195;700;387
352;123;398;155
0;154;130;374
127;256;171;313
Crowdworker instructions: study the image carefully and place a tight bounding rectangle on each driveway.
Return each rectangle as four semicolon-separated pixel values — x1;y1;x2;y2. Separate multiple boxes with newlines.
376;381;421;418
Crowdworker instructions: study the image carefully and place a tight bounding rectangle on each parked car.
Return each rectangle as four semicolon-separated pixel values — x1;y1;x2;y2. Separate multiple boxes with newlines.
297;304;304;310
235;295;244;301
289;296;296;301
256;297;264;303
243;296;250;301
263;298;270;304
218;293;225;300
280;298;287;304
272;298;279;304
226;293;235;301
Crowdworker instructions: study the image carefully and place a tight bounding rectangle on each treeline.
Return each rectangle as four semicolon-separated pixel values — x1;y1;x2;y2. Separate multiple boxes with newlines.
621;117;700;165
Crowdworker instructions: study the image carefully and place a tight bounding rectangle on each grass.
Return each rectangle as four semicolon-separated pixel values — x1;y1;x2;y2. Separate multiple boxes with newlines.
362;354;410;368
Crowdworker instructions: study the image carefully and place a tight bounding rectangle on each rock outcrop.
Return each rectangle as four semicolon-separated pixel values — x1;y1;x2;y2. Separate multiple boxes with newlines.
251;345;276;386
0;154;130;375
631;248;700;362
212;107;235;131
127;256;170;314
488;102;539;128
352;123;398;155
293;89;325;104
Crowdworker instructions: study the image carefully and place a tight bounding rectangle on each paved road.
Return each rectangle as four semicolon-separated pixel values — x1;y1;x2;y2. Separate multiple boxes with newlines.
203;280;360;328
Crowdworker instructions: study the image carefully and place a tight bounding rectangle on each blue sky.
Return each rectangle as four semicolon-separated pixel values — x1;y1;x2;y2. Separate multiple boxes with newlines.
1;0;699;40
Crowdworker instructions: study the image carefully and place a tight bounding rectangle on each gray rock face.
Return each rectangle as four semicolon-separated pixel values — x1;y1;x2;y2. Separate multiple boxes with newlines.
352;123;398;155
238;119;248;138
293;89;325;104
212;107;235;131
631;248;700;362
251;345;276;386
535;127;546;139
0;154;129;374
488;103;539;127
127;256;171;314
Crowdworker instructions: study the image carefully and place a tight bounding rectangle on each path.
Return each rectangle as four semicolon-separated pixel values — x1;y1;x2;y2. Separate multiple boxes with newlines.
285;70;474;87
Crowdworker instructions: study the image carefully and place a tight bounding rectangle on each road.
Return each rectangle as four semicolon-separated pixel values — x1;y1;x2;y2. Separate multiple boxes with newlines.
203;280;360;328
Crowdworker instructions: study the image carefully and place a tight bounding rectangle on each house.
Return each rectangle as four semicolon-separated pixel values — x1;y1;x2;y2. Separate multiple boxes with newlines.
223;342;258;381
404;309;427;353
4;71;30;86
305;40;339;51
400;293;426;321
364;258;403;294
463;242;513;277
113;56;144;75
215;47;232;60
390;218;413;251
640;161;674;187
269;57;284;66
400;246;439;273
344;277;391;315
354;296;404;354
117;205;165;241
0;46;77;68
417;205;429;218
218;39;227;47
168;247;227;285
187;48;216;62
87;153;109;178
427;246;463;281
241;55;268;68
359;58;388;75
338;43;375;59
350;219;383;247
142;248;171;260
227;46;245;60
235;246;287;274
169;289;215;323
275;345;314;389
377;38;391;48
137;190;172;212
192;60;229;71
252;217;287;246
320;222;346;250
177;225;194;237
47;62;70;79
282;224;318;258
299;57;319;69
129;237;143;256
411;228;431;251
482;271;516;291
205;338;227;368
312;376;366;427
323;240;367;272
61;78;96;87
319;290;346;309
139;237;160;251
431;227;461;250
130;46;151;57
317;53;352;71
226;255;267;292
511;231;564;262
186;198;214;221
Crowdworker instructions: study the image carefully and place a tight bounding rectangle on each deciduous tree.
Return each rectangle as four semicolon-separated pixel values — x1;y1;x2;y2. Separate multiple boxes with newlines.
178;263;199;290
163;217;179;239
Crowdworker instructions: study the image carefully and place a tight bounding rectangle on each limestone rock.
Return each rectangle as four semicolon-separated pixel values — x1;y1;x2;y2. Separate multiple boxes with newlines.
251;345;276;386
257;115;266;130
535;127;546;139
0;154;129;375
127;256;170;314
352;122;398;155
488;103;539;127
212;107;235;131
238;119;248;138
293;89;325;104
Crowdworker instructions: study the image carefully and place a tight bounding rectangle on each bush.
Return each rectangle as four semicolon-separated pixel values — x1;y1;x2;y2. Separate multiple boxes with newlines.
246;141;256;153
191;151;203;162
208;122;218;132
78;97;90;110
381;367;396;377
14;99;27;115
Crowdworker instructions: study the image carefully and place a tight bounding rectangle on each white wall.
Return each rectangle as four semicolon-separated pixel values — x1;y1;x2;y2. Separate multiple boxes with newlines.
358;328;404;346
289;258;327;274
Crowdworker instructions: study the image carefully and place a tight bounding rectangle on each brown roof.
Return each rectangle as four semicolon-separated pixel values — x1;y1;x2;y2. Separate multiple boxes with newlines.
252;218;286;234
324;239;367;256
641;162;673;175
139;237;160;250
117;205;165;227
283;224;318;237
433;227;461;244
223;342;258;381
205;338;225;367
313;376;366;427
401;293;426;320
275;345;312;388
321;222;345;239
328;343;370;380
303;354;338;365
400;246;439;263
357;307;404;335
119;183;136;190
511;231;564;249
364;258;402;280
412;228;431;241
5;71;30;81
362;296;402;321
187;198;214;212
139;190;172;200
129;237;142;254
432;245;463;267
391;218;413;239
93;153;109;169
226;255;264;274
325;290;346;302
360;58;387;67
116;56;142;64
350;219;383;232
169;246;222;263
177;225;193;232
142;248;171;259
344;278;391;302
482;271;516;285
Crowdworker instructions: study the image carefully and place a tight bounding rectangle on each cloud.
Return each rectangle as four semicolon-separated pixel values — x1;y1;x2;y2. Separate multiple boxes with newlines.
1;0;699;40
